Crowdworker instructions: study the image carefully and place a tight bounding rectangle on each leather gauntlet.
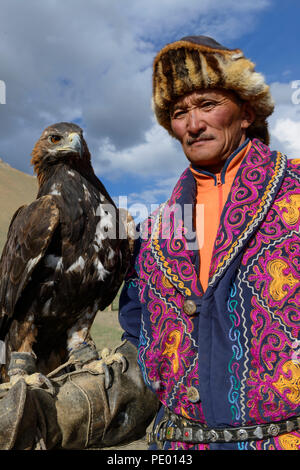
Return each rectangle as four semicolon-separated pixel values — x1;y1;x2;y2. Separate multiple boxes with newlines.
0;340;159;450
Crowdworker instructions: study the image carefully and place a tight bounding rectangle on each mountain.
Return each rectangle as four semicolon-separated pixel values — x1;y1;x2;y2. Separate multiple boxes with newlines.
0;158;38;254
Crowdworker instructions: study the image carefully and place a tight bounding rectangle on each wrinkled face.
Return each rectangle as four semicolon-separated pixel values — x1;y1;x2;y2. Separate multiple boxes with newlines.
170;89;255;172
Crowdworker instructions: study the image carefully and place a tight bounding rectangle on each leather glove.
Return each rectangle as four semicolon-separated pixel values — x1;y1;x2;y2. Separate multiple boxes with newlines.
0;340;159;450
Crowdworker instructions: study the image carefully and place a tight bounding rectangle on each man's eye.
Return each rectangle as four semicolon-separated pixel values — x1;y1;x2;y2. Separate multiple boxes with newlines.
172;110;186;119
202;101;215;108
49;135;61;143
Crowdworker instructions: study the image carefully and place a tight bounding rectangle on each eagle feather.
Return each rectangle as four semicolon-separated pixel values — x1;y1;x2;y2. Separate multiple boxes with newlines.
0;122;131;380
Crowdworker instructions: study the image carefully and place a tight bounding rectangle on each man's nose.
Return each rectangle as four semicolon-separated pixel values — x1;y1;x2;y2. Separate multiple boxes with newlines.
187;109;206;134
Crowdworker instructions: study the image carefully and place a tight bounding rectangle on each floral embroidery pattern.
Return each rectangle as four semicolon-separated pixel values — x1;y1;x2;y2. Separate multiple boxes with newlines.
128;140;300;450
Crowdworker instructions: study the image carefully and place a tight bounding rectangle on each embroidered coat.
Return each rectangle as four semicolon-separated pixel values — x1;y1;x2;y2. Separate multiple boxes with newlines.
119;139;300;450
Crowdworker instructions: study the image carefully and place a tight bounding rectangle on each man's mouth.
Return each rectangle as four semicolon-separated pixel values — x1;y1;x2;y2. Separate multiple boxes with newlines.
187;136;214;146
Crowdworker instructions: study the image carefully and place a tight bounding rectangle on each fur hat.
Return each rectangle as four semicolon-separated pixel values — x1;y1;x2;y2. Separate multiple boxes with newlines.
152;35;274;145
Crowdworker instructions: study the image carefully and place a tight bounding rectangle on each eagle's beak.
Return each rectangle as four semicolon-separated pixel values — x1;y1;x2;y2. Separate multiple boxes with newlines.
58;133;83;158
67;133;83;158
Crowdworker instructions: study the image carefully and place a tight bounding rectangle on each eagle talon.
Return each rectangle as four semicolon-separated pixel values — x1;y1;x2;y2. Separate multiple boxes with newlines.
81;359;112;388
120;355;128;373
85;361;112;389
103;363;112;389
100;348;128;373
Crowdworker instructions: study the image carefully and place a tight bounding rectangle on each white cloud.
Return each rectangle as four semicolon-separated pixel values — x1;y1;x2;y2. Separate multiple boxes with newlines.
126;0;271;41
0;0;272;175
271;118;300;157
95;119;186;179
269;81;300;157
270;82;296;106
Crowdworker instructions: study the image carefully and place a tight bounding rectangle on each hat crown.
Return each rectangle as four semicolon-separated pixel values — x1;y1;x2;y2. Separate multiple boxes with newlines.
179;35;230;51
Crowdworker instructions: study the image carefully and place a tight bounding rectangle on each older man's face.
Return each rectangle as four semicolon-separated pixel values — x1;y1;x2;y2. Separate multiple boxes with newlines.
170;89;254;172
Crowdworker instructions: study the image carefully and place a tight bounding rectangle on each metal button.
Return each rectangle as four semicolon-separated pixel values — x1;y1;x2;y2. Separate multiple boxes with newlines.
186;386;200;403
268;424;280;436
195;429;204;442
253;426;263;439
223;430;233;442
182;428;193;441
286;421;295;432
237;429;248;440
208;430;219;442
183;299;197;316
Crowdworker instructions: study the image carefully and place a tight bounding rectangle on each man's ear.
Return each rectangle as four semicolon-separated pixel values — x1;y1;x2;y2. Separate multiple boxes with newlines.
241;102;256;130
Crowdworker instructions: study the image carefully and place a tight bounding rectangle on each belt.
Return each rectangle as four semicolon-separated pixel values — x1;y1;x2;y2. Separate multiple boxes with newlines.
147;408;300;446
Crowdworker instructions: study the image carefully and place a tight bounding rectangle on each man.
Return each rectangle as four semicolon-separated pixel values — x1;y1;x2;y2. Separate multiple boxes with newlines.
119;36;300;450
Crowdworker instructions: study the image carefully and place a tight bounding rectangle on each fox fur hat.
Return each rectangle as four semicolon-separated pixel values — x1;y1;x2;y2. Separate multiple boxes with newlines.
152;35;274;145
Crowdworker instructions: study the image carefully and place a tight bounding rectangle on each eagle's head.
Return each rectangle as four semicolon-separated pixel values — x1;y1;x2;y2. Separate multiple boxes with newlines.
31;122;92;184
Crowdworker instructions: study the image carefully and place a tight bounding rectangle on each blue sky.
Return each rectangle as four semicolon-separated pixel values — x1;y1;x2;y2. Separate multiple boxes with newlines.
231;0;300;82
0;0;299;219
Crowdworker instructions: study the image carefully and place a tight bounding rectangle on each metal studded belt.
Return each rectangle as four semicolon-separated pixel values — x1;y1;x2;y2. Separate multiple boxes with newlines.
147;408;300;445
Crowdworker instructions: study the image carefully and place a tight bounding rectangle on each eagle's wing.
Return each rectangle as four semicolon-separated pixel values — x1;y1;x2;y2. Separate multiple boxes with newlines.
0;195;59;329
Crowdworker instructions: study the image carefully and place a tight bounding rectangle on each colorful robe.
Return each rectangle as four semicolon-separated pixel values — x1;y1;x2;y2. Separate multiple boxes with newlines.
119;139;300;450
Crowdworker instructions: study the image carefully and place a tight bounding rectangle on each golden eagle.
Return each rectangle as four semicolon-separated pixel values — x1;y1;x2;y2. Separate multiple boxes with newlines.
0;122;131;382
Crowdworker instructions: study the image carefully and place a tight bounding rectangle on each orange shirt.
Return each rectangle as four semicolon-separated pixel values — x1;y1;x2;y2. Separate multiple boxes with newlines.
190;140;252;292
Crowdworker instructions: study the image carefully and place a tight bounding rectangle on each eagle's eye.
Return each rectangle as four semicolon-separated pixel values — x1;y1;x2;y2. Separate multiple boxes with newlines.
49;135;62;144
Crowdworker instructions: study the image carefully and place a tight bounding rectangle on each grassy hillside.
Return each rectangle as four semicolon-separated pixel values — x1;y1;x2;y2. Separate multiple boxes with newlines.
90;287;124;349
0;159;38;253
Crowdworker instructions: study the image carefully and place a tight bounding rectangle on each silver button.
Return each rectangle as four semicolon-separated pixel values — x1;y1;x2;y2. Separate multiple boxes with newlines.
186;386;200;403
195;429;204;442
286;421;295;432
183;299;197;316
268;424;280;436
208;430;219;442
253;426;263;439
223;430;233;442
237;429;248;440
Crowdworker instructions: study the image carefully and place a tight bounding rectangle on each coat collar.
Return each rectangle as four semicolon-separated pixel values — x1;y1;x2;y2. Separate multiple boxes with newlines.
149;139;287;299
208;139;287;286
150;166;203;302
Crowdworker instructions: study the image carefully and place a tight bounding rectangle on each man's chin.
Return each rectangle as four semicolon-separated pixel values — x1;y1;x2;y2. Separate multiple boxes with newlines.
186;152;221;169
185;142;219;162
